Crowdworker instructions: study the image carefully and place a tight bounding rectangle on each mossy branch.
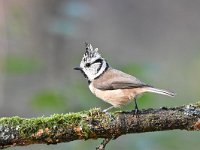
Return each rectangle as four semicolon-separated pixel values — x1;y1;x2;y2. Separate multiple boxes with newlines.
1;103;200;149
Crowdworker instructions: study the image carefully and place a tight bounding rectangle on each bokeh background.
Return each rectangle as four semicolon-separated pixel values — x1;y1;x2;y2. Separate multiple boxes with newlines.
1;0;200;150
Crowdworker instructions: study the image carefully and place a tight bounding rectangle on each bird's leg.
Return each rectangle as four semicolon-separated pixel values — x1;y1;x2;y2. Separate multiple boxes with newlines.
134;97;139;113
133;97;140;117
103;106;114;112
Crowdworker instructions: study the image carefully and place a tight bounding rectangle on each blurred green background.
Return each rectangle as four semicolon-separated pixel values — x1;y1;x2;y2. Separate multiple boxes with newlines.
0;0;200;150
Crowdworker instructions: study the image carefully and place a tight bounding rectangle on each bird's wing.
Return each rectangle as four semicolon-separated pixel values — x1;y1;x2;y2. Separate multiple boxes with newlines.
93;68;149;90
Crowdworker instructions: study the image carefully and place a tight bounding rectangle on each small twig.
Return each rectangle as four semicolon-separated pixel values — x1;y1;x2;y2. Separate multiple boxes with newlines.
96;138;112;150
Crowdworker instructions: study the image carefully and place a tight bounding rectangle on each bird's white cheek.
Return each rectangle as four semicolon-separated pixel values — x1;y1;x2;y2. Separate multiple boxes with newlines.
87;74;96;81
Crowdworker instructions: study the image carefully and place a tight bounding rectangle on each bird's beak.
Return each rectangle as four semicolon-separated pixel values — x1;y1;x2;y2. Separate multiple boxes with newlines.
73;67;82;70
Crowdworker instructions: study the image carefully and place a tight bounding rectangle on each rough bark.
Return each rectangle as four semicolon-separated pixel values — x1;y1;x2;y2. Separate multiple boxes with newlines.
0;103;200;149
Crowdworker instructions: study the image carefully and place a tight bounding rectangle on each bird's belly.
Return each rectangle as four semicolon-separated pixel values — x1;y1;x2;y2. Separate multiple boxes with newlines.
89;84;137;107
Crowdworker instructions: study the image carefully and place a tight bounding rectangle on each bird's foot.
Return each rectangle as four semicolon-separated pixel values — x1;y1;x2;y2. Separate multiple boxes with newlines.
102;106;115;121
103;111;115;121
132;108;140;118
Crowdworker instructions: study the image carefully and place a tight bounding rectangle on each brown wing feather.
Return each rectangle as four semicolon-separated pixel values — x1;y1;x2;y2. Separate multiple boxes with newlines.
93;68;149;90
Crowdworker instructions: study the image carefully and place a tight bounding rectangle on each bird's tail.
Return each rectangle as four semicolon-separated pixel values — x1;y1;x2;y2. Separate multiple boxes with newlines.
145;87;175;97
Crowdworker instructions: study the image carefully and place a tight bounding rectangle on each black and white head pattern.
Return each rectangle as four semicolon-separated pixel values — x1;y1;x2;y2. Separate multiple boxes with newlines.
79;43;109;81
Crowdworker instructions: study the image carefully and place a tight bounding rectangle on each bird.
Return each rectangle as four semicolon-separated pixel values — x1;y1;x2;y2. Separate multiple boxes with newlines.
74;43;175;113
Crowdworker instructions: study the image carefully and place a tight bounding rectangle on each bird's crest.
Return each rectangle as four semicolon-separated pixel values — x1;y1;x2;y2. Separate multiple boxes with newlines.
83;42;100;62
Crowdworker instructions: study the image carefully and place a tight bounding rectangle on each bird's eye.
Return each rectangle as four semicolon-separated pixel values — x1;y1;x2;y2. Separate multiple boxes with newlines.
85;63;91;67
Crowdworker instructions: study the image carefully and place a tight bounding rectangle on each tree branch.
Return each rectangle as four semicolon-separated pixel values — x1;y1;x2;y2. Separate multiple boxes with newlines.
0;102;200;149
